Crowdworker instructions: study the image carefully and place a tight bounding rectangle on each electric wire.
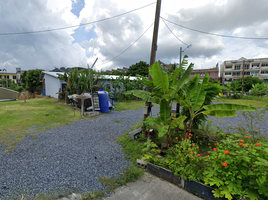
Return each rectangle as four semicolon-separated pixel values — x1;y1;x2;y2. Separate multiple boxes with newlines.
95;22;154;67
160;17;189;46
0;2;156;36
161;17;268;40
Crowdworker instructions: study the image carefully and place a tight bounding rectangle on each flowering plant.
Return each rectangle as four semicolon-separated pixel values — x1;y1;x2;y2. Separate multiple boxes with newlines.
203;137;268;200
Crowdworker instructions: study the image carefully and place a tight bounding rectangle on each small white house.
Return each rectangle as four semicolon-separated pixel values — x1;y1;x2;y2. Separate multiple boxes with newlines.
40;71;67;98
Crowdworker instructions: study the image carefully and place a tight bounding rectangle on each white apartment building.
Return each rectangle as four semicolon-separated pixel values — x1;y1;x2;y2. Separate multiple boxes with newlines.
220;57;268;84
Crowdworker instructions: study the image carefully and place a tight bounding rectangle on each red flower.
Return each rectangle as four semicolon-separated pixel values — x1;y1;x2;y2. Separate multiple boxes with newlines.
189;133;193;136
197;154;200;157
238;143;243;146
214;143;218;145
213;148;217;151
175;137;178;140
181;138;184;140
224;151;229;154
245;136;250;138
198;149;199;151
190;151;193;154
240;140;244;143
256;143;261;146
189;136;191;139
192;143;195;146
222;162;228;167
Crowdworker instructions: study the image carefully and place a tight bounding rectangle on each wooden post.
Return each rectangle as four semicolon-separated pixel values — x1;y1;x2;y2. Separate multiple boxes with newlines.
242;60;245;95
81;94;85;118
144;0;162;124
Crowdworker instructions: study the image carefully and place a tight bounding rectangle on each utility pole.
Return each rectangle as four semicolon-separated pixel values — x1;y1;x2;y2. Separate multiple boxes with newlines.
242;60;245;95
144;0;161;121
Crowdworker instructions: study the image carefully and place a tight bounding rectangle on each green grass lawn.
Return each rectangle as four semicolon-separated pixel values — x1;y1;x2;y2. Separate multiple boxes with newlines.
0;97;146;151
113;100;145;112
214;98;268;108
0;97;85;151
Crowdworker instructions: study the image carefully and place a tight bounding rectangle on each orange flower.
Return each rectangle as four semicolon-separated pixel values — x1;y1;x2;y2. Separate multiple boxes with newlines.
190;151;193;154
256;143;261;146
175;137;178;140
214;143;218;145
192;143;195;146
240;140;244;143
208;143;210;145
181;138;184;140
222;162;228;167
173;152;175;154
224;151;229;154
197;154;200;157
189;137;191;139
209;146;211;148
198;149;199;151
206;156;208;158
247;144;250;146
213;148;217;151
238;143;243;146
189;133;193;136
245;136;250;138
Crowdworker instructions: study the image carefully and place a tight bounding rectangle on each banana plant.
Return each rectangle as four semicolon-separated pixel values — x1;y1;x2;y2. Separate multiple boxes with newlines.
125;57;193;146
181;73;256;139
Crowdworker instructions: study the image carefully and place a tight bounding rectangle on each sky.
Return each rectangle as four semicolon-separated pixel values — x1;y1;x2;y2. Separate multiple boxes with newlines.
1;0;268;73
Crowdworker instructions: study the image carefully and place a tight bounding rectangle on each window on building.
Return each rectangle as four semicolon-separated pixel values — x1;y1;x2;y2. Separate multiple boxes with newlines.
234;65;241;70
233;72;240;76
13;76;16;79
252;64;260;68
225;66;232;69
4;75;9;79
0;75;2;79
251;71;259;75
244;72;250;75
261;71;268;74
244;64;250;69
261;63;268;67
225;72;231;75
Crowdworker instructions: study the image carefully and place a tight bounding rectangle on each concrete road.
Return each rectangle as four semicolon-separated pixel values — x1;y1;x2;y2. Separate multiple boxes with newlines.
104;172;202;200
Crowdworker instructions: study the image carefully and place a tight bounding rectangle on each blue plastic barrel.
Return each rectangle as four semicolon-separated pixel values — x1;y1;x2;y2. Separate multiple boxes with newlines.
98;90;109;113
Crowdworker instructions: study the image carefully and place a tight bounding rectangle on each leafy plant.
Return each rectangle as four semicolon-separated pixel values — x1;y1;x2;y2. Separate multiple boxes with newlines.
250;82;268;96
203;137;268;200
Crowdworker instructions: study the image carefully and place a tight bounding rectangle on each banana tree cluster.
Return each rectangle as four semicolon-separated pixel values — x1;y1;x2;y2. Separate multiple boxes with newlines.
125;56;256;146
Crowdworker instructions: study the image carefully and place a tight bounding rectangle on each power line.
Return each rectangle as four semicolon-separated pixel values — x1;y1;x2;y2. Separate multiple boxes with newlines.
161;17;268;40
96;22;154;67
0;2;156;36
160;17;188;46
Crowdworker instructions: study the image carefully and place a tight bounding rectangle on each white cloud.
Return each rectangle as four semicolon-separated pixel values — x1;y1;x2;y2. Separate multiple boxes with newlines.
1;0;268;74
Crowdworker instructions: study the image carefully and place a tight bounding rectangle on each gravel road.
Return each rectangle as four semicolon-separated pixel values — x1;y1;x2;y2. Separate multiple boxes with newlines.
208;109;268;137
0;107;154;200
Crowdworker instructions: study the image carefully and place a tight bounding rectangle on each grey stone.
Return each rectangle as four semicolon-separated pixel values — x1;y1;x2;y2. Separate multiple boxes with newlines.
128;128;142;140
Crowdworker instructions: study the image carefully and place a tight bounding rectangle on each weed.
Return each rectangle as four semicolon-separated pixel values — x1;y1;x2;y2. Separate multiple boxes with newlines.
82;191;106;200
114;120;124;123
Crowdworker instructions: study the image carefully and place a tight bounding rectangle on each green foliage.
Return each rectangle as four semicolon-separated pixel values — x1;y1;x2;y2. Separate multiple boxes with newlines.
235;76;264;92
203;137;268;200
0;79;14;88
24;69;44;93
126;61;149;76
225;81;241;99
250;82;268;96
125;57;193;146
111;70;121;75
166;139;203;181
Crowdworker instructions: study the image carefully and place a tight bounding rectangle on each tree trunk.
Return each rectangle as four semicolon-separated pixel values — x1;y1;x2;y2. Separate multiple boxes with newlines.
81;94;85;118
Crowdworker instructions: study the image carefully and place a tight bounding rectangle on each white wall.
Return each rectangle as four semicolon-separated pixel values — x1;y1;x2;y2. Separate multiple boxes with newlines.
44;74;61;98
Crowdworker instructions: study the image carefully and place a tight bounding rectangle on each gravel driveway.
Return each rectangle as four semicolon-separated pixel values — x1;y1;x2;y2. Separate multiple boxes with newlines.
0;108;153;200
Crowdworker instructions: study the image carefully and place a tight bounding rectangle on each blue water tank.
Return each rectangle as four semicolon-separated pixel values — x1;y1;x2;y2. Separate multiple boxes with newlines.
98;90;109;113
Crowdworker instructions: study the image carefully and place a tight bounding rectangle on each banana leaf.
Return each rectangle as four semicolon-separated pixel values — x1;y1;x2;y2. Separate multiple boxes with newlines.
203;103;256;117
151;62;169;94
170;115;187;129
160;99;171;124
159;125;170;137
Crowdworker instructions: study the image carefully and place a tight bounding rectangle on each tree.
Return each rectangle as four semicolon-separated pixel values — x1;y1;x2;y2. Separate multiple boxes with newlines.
236;76;263;92
20;71;27;88
25;69;44;93
126;61;149;76
111;70;121;75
